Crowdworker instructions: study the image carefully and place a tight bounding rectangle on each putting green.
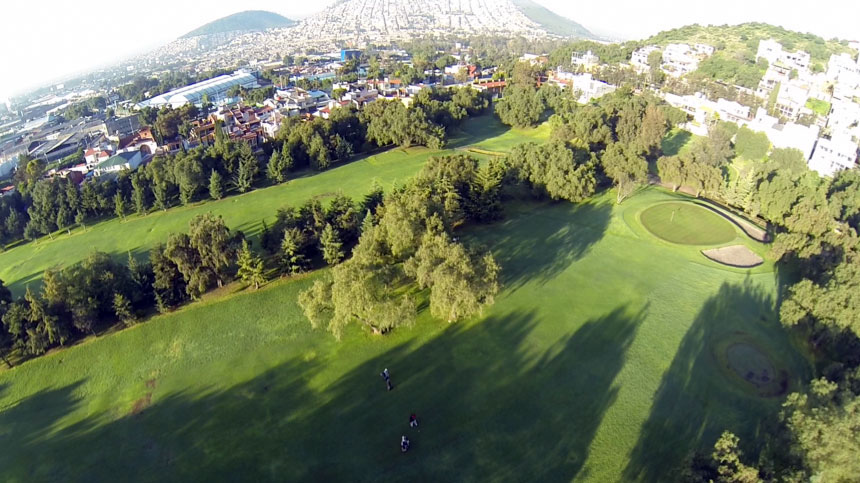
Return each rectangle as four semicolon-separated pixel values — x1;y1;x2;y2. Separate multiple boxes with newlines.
640;202;737;245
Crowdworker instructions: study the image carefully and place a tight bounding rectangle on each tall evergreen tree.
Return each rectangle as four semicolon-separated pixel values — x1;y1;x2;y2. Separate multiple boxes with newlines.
113;292;137;327
114;192;127;219
236;144;259;193
236;239;266;289
281;228;307;275
320;223;344;265
209;170;224;200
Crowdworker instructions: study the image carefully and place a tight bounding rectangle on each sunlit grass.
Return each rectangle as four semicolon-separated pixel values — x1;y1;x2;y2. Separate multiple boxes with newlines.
0;188;810;481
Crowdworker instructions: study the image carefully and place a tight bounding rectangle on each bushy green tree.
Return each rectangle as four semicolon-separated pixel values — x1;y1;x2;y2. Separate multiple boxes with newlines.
236;239;266;290
495;85;544;128
601;142;648;203
405;227;499;322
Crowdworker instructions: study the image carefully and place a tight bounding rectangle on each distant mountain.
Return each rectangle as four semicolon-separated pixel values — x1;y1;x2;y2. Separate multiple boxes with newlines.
287;0;596;43
181;10;295;39
511;0;595;39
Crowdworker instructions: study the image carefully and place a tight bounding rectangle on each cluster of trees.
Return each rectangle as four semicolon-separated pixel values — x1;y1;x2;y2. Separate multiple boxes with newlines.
0;213;253;362
137;104;201;143
62;96;108;120
299;154;503;338
0;89;491;249
693;53;768;90
546;87;686;202
656;123;735;198
0;252;148;363
361;87;491;150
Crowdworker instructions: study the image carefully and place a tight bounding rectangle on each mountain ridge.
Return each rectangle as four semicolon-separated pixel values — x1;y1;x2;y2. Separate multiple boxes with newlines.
511;0;595;39
181;10;295;39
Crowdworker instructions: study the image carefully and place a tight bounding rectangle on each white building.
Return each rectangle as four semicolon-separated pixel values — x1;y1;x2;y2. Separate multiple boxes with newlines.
519;53;546;66
716;98;752;123
826;53;860;87
747;110;820;160
774;83;812;120
139;71;259;109
756;39;811;71
631;46;660;71
94;151;142;177
828;98;860;138
809;135;858;176
551;70;616;103
571;50;599;70
660;43;714;78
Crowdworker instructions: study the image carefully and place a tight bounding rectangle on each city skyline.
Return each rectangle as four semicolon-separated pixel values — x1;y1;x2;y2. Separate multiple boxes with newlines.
1;0;858;100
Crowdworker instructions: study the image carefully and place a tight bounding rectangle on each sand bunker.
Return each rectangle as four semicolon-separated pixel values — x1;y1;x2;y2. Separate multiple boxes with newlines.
702;245;763;268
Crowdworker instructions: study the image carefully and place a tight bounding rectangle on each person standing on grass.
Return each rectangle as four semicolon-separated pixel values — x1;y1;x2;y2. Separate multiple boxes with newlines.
381;368;393;391
409;413;419;428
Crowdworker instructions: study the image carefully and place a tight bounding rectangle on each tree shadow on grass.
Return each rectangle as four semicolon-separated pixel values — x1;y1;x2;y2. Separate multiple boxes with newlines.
3;304;645;482
478;198;612;291
622;277;807;482
0;380;86;478
446;114;511;150
661;129;692;157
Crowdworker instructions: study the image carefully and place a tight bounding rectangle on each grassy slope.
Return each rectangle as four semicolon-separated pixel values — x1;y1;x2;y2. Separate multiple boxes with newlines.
0;188;811;482
0;115;547;297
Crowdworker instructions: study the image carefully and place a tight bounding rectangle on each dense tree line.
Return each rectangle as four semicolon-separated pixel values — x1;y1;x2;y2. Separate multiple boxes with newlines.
0;89;490;249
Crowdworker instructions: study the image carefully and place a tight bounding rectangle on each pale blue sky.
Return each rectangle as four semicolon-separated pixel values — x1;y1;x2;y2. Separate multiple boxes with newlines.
1;0;857;99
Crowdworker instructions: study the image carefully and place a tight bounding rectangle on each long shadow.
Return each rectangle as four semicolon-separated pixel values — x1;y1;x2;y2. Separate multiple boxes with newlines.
2;305;645;481
472;198;612;291
446;113;511;149
0;380;86;476
661;129;692;156
622;278;807;482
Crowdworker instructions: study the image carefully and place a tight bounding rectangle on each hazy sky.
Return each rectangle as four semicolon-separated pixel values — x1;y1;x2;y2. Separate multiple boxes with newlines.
1;0;858;100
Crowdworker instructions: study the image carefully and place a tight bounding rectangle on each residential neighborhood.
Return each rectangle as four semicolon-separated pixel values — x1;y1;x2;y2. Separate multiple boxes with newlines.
2;37;859;196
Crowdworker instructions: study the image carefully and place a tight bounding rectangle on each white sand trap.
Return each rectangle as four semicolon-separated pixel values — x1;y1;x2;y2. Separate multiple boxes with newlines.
702;245;764;268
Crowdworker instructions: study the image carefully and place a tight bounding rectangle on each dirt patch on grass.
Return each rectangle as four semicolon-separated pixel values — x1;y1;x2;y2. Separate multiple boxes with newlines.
131;393;152;416
145;378;157;389
702;245;764;268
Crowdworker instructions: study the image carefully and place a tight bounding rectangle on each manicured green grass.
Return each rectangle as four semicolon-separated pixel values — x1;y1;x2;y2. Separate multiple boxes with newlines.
805;98;831;117
640;201;739;246
0;188;810;482
660;128;696;156
0;115;548;297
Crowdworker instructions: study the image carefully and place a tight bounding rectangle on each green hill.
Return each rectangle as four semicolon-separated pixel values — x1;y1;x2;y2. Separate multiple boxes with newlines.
181;10;295;39
512;0;597;39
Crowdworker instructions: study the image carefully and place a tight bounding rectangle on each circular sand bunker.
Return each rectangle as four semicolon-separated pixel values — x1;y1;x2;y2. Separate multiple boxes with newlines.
702;245;764;268
714;336;789;397
640;202;736;245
